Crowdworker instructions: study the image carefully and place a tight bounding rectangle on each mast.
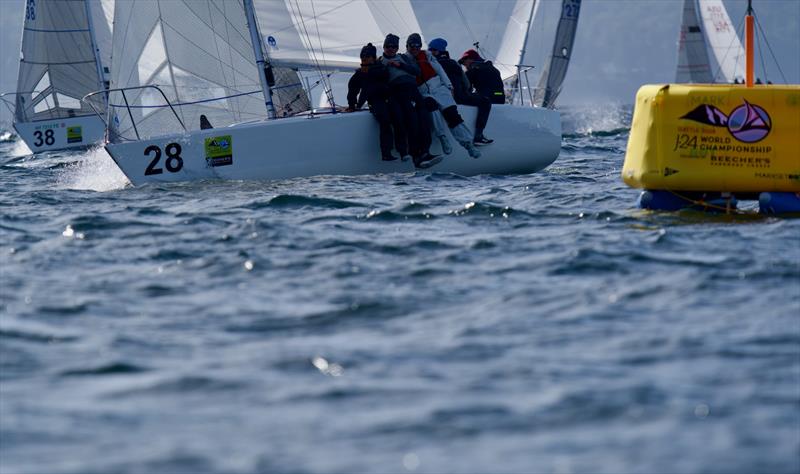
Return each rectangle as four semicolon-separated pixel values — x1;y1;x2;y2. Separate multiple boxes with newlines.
516;0;537;105
83;0;107;108
243;0;276;119
745;0;754;87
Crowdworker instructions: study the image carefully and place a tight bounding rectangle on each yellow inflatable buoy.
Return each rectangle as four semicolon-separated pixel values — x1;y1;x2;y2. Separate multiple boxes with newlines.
622;83;800;194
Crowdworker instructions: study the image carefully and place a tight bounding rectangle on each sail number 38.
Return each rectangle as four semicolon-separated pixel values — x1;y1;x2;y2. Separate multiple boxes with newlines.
144;143;184;175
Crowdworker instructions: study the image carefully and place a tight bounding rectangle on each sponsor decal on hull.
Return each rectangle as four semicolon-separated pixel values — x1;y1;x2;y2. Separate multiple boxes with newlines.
205;135;233;167
67;126;83;144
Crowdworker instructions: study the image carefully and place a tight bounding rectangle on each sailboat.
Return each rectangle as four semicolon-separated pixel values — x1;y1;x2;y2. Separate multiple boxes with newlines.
622;0;800;214
90;0;576;186
1;0;113;153
676;0;745;83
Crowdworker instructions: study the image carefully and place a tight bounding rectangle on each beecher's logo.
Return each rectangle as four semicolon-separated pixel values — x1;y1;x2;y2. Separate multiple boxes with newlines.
681;100;771;143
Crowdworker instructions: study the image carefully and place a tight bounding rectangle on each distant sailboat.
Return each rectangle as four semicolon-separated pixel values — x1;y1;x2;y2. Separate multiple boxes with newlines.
463;0;581;108
92;0;561;186
676;0;745;83
1;0;113;152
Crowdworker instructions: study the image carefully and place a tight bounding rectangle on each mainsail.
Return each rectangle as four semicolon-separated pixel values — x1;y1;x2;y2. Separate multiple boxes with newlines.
14;0;111;122
676;0;714;83
109;0;267;139
256;0;422;71
533;0;581;108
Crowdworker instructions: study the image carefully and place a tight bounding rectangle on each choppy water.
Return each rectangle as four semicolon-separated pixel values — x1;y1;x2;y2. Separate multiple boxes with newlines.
1;107;798;474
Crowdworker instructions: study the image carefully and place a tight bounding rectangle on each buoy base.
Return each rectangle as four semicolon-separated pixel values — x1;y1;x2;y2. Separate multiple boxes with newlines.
638;190;737;213
759;192;800;215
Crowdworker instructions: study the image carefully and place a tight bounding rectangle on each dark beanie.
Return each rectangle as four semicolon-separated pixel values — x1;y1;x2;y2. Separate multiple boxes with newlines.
406;33;422;47
360;42;377;59
384;34;399;48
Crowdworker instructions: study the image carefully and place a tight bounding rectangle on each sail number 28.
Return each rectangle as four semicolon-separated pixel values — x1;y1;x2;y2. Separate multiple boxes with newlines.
144;143;184;175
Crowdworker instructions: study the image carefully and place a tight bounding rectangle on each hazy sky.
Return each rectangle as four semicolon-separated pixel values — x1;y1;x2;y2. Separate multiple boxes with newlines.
1;0;798;122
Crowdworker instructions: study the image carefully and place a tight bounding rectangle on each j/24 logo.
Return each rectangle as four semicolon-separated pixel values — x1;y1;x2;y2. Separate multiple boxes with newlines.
680;100;772;143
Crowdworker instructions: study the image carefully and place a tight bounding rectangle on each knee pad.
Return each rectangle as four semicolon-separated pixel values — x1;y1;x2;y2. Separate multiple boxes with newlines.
442;106;464;127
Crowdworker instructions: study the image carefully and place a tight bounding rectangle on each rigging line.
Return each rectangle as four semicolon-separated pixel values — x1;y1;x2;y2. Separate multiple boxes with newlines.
755;16;768;83
200;0;230;117
291;0;331;98
385;1;413;37
155;0;186;126
754;12;788;83
116;0;139;88
710;12;745;83
453;1;478;49
287;0;326;92
108;89;261;108
310;0;328;70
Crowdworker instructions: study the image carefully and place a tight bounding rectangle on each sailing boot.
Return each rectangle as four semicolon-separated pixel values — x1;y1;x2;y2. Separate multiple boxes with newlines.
473;133;494;146
413;153;443;169
439;135;453;155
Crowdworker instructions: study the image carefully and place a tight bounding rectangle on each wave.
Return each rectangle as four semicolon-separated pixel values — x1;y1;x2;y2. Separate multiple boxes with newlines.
560;103;633;137
0;130;16;142
54;146;129;191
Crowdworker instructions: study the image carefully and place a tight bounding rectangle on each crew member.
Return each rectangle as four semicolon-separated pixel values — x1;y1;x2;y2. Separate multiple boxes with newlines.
406;33;481;159
428;38;493;146
380;34;440;169
459;49;506;105
346;43;398;161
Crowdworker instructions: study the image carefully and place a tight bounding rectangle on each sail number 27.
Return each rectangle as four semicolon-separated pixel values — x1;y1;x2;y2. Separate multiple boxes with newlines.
144;143;184;175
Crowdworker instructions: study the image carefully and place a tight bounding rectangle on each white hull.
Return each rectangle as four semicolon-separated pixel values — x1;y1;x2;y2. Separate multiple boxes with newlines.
105;104;561;186
13;115;106;153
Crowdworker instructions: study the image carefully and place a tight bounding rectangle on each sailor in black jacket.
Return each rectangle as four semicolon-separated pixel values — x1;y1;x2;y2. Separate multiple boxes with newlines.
346;43;398;161
459;49;506;105
428;38;493;145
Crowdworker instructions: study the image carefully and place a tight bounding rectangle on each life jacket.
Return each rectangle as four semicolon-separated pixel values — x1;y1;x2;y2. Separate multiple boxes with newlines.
413;51;437;85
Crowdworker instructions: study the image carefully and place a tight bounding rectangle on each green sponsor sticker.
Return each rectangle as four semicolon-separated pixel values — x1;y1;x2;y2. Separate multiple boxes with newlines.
204;135;233;167
67;126;83;143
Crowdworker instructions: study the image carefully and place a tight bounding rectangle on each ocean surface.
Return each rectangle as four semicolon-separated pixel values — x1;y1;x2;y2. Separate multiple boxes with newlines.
1;107;798;474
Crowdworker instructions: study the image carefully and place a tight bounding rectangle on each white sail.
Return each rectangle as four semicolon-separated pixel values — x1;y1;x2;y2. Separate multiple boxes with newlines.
494;0;539;81
533;0;581;108
256;0;421;71
676;0;714;83
91;0;115;85
367;1;423;43
109;0;266;140
14;0;108;122
697;0;745;83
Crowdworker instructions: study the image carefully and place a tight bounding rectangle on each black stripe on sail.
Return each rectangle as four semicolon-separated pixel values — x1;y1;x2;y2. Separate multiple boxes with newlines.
688;26;701;33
